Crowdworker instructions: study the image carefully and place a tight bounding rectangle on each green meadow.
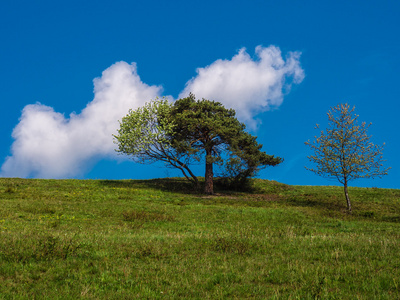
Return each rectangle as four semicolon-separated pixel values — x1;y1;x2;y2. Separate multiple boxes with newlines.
0;177;399;299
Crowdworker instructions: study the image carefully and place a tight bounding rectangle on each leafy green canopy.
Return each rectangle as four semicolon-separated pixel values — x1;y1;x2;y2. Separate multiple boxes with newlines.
113;97;198;184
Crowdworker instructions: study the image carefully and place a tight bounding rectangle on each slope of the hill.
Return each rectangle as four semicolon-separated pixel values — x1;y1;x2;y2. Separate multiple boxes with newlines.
0;178;399;298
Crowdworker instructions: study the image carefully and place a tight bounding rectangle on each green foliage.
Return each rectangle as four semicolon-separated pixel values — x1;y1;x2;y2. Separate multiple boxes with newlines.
220;130;283;188
0;178;399;298
114;97;175;158
114;94;282;194
114;97;198;185
305;103;390;211
169;93;282;193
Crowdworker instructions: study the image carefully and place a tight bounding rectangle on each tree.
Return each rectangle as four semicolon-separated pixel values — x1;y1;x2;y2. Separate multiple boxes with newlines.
169;94;283;194
113;97;199;186
305;103;390;212
114;94;282;194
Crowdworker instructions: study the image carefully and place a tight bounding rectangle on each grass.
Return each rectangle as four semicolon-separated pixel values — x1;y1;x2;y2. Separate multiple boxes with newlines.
0;177;399;299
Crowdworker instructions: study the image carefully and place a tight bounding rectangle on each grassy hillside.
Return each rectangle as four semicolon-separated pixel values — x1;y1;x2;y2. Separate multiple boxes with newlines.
0;178;399;299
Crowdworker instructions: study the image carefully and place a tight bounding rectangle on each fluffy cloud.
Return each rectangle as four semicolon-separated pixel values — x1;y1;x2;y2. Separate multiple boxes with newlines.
1;62;163;178
1;45;304;178
179;45;304;128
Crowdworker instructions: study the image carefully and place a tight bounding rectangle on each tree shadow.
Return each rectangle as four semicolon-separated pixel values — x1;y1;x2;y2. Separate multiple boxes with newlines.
98;178;202;194
98;177;263;195
286;195;347;214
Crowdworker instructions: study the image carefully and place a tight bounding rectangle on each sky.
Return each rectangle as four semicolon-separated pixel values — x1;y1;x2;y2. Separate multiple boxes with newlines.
1;0;399;189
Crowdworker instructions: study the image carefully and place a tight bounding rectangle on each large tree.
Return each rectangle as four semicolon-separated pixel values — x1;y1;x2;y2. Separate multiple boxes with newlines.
169;94;282;194
114;94;282;194
305;103;390;212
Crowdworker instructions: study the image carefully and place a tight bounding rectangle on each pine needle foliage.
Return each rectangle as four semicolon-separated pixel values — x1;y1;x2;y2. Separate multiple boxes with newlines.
169;94;282;194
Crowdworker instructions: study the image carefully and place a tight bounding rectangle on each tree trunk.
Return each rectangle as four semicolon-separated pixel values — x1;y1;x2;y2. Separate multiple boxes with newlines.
344;181;352;212
204;149;214;195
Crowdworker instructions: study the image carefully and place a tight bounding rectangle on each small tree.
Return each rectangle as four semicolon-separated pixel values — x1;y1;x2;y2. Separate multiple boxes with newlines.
113;97;199;186
305;103;390;212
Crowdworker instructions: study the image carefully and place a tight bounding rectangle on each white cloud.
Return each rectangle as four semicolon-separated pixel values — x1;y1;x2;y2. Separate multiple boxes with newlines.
1;45;304;178
179;45;304;128
1;62;163;178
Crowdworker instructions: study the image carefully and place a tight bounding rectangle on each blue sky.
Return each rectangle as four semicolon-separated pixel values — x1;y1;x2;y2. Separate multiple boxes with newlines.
1;0;398;188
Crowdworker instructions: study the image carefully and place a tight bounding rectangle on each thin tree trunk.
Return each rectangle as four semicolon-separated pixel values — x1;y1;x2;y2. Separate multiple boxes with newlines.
204;149;214;195
344;180;352;212
176;160;199;189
